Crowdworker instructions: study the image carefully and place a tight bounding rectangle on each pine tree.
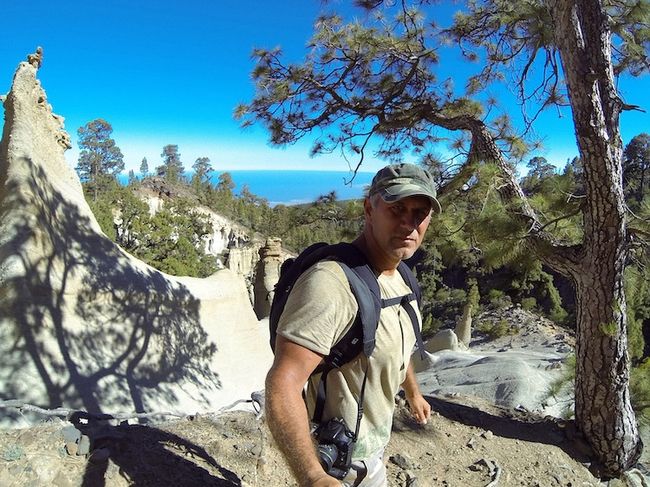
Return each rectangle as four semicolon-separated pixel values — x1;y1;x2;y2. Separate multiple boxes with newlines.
212;172;236;214
140;157;149;177
521;156;556;194
192;157;212;182
191;157;213;195
75;119;124;202
157;144;184;184
623;133;650;206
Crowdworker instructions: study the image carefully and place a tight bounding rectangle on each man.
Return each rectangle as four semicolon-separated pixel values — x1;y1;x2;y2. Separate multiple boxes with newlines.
266;163;440;486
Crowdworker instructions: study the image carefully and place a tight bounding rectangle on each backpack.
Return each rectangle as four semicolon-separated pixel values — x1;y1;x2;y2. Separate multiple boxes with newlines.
268;241;426;374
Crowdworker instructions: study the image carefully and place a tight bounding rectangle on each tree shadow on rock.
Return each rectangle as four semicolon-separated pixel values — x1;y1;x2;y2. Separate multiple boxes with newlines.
0;160;220;419
75;418;241;486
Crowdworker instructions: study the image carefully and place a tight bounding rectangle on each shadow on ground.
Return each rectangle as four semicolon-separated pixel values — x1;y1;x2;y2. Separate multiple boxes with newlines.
412;395;594;464
76;418;241;487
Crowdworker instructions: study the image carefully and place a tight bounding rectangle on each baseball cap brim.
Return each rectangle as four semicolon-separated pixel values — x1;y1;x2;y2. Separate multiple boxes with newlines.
378;181;442;213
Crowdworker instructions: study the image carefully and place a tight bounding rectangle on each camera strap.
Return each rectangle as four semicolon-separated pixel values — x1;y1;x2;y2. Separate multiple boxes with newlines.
313;359;369;442
353;360;369;440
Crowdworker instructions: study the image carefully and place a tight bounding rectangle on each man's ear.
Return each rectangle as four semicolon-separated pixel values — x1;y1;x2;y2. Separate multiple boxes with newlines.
363;197;373;219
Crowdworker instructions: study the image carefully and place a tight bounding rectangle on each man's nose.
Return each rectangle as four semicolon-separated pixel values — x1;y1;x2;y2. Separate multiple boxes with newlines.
399;211;419;228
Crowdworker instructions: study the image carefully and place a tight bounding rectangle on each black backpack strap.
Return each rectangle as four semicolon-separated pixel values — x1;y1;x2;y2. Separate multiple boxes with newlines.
397;261;422;307
310;244;380;423
339;264;380;358
312;359;370;432
400;296;426;361
312;242;382;363
269;242;331;351
384;262;426;361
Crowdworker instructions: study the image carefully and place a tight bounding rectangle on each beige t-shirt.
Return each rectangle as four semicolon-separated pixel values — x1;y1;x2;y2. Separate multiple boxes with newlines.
277;260;420;461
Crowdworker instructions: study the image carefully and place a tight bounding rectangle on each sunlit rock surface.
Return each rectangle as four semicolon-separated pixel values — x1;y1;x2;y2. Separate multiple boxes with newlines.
0;60;272;425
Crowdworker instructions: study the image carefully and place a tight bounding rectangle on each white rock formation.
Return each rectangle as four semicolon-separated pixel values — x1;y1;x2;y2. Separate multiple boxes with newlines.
227;245;262;279
136;182;253;259
253;237;284;319
203;211;251;256
0;61;272;425
414;309;574;417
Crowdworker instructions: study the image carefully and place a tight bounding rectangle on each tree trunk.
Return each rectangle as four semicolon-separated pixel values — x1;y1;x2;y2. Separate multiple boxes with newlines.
573;270;641;475
548;0;642;475
455;302;472;347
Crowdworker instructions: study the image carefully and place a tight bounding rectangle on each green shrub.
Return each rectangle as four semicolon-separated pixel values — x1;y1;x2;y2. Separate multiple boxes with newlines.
630;358;650;425
548;306;569;324
476;318;518;339
520;297;537;311
546;354;576;420
421;314;442;340
487;289;512;309
545;354;650;423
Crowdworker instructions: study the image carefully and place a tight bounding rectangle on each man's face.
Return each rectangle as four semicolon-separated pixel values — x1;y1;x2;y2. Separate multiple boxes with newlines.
365;194;432;263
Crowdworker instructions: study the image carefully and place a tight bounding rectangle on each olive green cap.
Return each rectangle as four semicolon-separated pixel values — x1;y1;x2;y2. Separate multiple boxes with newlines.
368;163;442;213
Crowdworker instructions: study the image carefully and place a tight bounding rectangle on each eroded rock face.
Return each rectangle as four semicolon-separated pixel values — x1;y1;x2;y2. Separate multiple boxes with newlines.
137;179;253;258
253;237;284;319
0;61;272;424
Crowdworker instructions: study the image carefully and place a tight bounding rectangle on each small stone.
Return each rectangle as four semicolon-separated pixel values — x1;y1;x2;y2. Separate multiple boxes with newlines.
64;441;78;456
52;471;75;487
77;435;91;456
61;425;81;443
481;430;494;440
390;453;414;470
2;444;24;461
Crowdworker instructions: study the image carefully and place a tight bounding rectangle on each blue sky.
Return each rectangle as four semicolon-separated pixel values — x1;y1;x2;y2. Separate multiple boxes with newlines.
1;0;648;176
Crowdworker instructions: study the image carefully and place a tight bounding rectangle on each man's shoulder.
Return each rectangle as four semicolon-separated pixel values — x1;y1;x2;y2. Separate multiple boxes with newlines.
299;259;349;283
288;260;356;304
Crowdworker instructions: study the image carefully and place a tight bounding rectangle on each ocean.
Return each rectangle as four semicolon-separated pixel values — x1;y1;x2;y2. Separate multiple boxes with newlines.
212;170;374;206
121;170;374;205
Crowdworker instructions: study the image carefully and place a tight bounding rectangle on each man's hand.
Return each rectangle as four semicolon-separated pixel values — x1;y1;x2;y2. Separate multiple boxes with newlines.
401;361;432;425
407;391;431;425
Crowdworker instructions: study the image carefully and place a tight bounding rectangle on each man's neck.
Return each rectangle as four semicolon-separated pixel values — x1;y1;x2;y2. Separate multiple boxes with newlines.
352;234;399;276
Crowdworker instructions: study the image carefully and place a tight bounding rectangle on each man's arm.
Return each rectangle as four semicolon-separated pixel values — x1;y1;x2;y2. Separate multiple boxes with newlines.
265;336;342;486
401;361;431;425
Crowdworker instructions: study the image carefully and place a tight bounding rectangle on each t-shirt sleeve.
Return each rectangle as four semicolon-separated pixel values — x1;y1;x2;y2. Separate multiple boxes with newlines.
277;261;358;356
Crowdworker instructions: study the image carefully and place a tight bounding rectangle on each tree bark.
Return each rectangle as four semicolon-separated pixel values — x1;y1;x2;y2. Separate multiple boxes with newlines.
547;0;642;475
430;1;644;472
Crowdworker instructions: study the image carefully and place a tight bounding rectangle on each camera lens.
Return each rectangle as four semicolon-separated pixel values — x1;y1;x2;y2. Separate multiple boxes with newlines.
317;443;338;471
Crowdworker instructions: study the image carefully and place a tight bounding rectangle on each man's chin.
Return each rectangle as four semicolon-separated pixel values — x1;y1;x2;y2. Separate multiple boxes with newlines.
393;246;417;261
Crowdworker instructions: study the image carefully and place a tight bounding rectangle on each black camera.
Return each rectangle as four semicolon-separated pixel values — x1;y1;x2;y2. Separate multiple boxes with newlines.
315;417;356;479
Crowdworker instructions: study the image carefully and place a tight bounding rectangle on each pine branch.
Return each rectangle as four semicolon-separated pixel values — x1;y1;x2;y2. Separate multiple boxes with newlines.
537;207;583;233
